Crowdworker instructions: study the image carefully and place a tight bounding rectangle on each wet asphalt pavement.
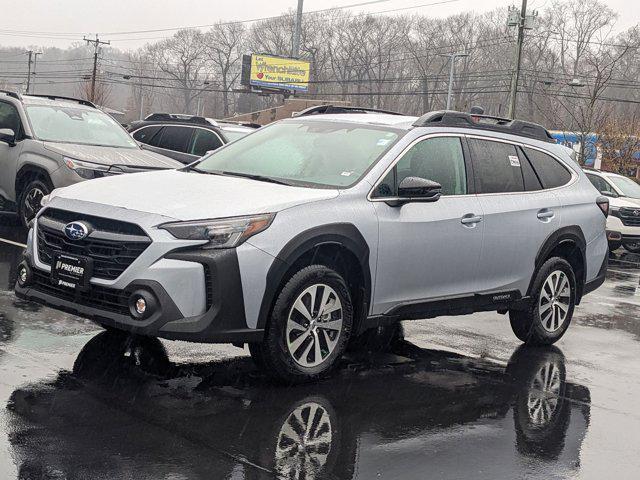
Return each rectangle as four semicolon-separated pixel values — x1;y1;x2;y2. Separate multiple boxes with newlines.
1;215;640;479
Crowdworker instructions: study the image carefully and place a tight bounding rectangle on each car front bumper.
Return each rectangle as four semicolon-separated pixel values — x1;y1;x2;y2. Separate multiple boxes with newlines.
15;247;264;343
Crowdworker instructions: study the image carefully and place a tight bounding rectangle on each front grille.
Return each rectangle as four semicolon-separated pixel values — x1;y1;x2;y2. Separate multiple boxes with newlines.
37;208;151;280
618;208;640;227
31;269;130;316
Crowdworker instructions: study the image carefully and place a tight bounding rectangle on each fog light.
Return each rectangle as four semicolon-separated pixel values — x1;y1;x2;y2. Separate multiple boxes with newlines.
135;297;147;315
16;261;31;287
128;289;157;320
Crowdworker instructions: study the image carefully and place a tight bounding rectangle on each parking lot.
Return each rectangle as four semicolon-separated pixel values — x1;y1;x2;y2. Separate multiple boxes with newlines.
0;216;638;479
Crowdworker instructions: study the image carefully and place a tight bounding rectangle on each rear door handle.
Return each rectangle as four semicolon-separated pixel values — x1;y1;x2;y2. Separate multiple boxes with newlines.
461;214;483;225
537;209;555;220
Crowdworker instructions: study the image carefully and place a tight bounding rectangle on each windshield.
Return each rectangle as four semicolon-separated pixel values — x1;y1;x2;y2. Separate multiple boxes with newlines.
221;127;253;142
25;105;138;148
609;175;640;198
195;121;402;188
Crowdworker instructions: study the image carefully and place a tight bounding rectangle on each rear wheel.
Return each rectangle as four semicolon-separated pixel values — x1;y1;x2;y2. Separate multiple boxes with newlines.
17;176;51;227
253;265;353;383
509;257;576;345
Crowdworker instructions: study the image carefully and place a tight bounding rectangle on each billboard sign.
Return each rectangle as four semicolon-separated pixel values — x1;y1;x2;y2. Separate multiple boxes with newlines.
242;54;311;93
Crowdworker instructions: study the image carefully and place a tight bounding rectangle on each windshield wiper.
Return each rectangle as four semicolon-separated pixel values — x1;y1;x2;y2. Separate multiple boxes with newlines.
218;171;291;186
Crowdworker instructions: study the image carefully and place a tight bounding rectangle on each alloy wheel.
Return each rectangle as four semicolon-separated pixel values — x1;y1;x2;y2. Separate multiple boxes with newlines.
526;361;562;426
286;284;343;368
275;401;332;479
538;270;571;333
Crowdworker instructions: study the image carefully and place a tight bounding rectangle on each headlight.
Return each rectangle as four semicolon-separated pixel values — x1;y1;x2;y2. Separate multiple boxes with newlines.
158;213;275;249
64;157;110;179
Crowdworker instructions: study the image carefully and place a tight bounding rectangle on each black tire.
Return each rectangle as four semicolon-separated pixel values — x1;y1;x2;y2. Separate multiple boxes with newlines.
509;257;576;345
17;175;52;227
623;240;640;253
258;264;354;384
248;342;268;371
608;240;622;252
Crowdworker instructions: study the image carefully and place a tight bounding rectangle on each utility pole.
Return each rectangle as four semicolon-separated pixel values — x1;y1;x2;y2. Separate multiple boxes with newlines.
84;35;110;103
292;0;304;58
507;0;528;119
25;50;33;94
439;52;469;110
30;51;42;94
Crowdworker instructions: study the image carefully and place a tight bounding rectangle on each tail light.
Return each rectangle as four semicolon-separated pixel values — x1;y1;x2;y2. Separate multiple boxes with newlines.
596;196;609;217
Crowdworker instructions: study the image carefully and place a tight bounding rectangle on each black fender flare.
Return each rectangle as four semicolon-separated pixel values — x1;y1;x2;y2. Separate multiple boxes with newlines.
530;225;587;297
256;223;371;330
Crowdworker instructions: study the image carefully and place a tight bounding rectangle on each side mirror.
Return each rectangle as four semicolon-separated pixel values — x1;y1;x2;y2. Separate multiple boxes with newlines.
601;190;619;198
387;176;442;206
0;128;16;146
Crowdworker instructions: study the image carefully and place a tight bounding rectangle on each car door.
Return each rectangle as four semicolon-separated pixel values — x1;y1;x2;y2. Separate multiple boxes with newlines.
142;125;196;164
0;101;25;203
469;137;561;295
371;134;484;315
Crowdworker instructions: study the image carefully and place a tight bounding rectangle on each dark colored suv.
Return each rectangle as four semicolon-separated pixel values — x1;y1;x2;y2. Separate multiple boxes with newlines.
127;113;259;163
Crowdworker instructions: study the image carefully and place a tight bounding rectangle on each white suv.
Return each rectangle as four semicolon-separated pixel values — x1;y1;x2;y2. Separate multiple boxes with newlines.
584;169;640;252
15;110;609;383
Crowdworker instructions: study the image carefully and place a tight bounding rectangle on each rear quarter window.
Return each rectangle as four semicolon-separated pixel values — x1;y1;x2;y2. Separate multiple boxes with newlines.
132;125;161;144
523;147;572;189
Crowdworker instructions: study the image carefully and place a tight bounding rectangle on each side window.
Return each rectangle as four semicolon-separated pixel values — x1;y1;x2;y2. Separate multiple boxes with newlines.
157;126;193;153
586;173;614;194
517;146;542;191
0;102;22;136
132;125;162;145
523;147;572;189
189;129;223;157
468;138;524;193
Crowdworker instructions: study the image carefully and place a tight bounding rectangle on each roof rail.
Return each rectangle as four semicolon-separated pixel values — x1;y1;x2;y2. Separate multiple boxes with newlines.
26;94;97;108
0;89;22;100
412;110;555;143
293;104;405;117
144;112;213;126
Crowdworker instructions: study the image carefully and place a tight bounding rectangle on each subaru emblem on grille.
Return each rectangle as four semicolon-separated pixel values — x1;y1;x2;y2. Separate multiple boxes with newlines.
63;222;90;241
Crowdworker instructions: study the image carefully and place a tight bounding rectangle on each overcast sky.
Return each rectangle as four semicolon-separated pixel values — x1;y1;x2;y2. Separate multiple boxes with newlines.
1;0;638;50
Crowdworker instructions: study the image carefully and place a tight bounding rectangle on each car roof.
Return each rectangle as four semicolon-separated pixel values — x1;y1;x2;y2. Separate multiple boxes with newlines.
584;169;625;179
292;113;419;129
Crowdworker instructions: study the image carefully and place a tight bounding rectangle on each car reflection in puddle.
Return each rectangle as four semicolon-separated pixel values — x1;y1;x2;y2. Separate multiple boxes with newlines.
6;331;590;480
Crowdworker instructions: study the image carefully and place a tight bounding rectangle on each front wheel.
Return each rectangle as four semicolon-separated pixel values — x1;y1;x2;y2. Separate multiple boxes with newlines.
254;265;353;383
509;257;576;345
18;176;51;227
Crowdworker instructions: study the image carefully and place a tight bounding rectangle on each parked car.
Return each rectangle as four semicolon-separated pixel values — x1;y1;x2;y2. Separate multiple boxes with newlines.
15;109;609;383
0;91;182;226
583;168;640;252
127;113;259;164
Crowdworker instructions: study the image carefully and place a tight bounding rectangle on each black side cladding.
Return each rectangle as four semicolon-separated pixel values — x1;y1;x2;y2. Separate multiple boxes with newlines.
256;223;371;330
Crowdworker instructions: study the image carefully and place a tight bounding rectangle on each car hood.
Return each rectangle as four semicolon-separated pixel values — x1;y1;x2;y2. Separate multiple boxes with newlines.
51;169;339;221
609;196;640;209
43;142;182;169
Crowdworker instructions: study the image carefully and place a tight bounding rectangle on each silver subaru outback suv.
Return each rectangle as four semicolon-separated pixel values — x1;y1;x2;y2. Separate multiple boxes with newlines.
15;109;609;383
0;91;181;226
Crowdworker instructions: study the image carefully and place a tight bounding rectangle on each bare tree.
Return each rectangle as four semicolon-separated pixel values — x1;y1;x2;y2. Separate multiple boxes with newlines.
205;22;245;116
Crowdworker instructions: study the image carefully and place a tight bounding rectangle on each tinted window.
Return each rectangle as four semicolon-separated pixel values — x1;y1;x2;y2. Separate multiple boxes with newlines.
468;138;523;193
189;129;223;156
517;146;542;191
586;173;615;195
523;147;572;189
157;126;193;153
374;137;467;197
132;125;162;145
0;102;21;134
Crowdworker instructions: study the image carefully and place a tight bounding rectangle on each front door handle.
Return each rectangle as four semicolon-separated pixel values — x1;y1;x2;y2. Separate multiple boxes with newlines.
461;214;483;225
537;209;555;220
